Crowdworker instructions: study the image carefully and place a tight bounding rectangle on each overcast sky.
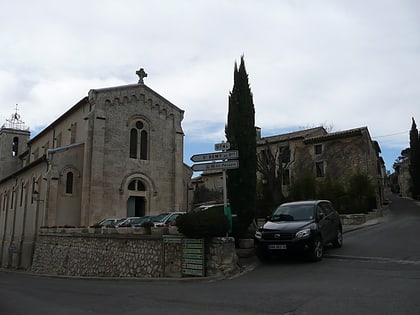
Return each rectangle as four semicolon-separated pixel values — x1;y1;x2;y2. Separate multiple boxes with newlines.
1;0;419;171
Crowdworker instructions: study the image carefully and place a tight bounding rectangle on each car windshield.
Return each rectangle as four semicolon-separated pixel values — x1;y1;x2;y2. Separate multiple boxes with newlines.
132;216;152;225
271;205;315;221
151;213;170;223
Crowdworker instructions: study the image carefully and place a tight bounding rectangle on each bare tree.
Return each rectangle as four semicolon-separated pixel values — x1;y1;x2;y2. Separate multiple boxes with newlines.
257;141;291;207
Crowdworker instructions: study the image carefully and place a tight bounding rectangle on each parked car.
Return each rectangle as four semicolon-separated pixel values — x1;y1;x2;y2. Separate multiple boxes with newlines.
152;212;186;227
254;200;343;262
115;217;142;227
91;218;125;228
131;216;156;227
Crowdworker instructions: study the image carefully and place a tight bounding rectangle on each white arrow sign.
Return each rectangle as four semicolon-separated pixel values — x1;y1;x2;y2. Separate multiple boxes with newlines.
191;160;239;172
190;150;239;162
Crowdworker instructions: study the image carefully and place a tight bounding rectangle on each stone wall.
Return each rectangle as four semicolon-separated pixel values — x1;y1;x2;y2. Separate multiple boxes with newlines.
30;231;238;279
206;237;239;277
31;233;168;277
339;208;384;225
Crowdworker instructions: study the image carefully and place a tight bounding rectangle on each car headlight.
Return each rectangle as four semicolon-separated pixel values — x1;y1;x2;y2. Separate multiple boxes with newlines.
295;228;311;239
255;231;262;240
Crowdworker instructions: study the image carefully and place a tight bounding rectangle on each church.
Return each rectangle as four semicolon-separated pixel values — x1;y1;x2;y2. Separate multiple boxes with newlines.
0;69;192;268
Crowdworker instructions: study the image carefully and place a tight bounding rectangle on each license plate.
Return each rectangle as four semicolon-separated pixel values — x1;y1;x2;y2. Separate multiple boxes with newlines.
268;244;287;250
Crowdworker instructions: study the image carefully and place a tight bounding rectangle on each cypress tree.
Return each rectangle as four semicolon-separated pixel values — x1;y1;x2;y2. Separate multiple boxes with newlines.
409;117;420;199
225;56;256;237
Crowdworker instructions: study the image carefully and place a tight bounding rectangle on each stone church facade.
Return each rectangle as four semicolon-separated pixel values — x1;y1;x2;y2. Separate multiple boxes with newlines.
0;69;192;269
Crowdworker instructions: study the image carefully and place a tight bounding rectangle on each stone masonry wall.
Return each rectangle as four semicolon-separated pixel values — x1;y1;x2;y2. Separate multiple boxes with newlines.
31;233;176;278
30;232;238;278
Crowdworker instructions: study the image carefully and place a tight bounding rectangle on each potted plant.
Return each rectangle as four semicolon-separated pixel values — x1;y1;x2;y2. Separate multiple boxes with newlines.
168;221;181;235
139;221;154;234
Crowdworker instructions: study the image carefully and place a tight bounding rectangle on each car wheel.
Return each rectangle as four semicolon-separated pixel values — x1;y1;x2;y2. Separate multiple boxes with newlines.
308;237;323;262
332;227;343;248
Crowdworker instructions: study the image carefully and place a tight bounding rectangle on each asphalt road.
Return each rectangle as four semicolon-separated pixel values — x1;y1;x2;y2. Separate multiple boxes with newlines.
1;194;419;315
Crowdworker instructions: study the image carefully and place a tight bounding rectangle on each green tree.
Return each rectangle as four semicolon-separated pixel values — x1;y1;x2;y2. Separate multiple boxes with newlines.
409;118;420;199
225;56;256;237
392;148;409;194
288;173;317;201
346;172;376;213
317;177;346;210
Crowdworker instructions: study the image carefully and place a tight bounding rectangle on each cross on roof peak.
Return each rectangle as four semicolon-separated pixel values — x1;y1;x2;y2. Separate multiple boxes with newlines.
136;68;147;84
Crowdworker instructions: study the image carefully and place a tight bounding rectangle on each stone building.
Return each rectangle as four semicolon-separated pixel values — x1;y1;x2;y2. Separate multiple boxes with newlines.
257;126;386;206
192;126;386;208
0;69;192;269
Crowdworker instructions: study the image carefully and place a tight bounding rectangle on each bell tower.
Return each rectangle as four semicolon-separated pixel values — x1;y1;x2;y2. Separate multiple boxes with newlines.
0;105;30;180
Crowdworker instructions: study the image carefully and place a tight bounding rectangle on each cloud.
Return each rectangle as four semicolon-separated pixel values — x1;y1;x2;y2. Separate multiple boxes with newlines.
0;0;419;170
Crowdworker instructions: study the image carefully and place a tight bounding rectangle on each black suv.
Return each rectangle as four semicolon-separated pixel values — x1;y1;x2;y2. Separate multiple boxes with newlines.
254;200;343;261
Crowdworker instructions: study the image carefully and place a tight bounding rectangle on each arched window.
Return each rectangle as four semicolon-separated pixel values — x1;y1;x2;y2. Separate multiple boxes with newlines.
129;120;149;160
12;137;19;156
66;172;74;194
140;130;148;160
129;129;138;158
128;179;146;191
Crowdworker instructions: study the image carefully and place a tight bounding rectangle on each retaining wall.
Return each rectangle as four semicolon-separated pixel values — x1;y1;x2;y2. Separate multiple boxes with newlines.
30;231;238;278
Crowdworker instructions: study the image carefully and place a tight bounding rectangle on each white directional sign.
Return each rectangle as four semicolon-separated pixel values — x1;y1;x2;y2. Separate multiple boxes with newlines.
191;160;239;172
190;150;239;162
214;142;230;151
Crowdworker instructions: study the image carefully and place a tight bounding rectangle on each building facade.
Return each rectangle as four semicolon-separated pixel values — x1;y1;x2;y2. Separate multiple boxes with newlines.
257;126;386;206
192;126;386;209
0;69;192;268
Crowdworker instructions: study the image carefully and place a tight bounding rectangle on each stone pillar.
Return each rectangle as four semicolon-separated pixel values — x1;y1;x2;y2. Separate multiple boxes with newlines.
206;237;239;277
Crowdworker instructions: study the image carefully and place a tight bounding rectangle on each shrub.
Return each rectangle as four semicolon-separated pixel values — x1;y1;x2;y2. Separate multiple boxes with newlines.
288;173;317;201
346;173;376;213
176;208;229;238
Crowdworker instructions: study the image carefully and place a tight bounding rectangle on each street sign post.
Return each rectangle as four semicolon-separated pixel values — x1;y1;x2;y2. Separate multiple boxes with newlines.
191;160;239;172
190;150;238;163
214;142;230;151
191;141;239;233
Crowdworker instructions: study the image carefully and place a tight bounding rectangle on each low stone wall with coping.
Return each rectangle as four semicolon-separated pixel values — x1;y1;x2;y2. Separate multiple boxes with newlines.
339;207;385;225
30;231;238;278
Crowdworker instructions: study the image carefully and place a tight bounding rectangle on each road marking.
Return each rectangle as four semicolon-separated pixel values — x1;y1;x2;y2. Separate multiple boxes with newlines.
325;254;420;266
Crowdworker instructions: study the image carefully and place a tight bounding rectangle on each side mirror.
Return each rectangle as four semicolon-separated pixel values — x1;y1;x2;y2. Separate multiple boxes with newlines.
265;216;271;222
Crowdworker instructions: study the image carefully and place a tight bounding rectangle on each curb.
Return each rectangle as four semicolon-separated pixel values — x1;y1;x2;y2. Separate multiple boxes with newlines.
0;267;223;282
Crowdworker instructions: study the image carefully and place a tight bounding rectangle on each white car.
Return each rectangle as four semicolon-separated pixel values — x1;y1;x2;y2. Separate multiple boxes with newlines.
115;217;142;227
152;212;186;227
91;218;124;228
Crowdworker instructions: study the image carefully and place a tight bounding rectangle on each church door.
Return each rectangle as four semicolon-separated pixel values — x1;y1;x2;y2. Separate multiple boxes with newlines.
126;196;146;217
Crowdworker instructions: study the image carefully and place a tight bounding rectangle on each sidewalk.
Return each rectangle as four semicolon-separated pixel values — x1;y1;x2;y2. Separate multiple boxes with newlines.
342;206;390;233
